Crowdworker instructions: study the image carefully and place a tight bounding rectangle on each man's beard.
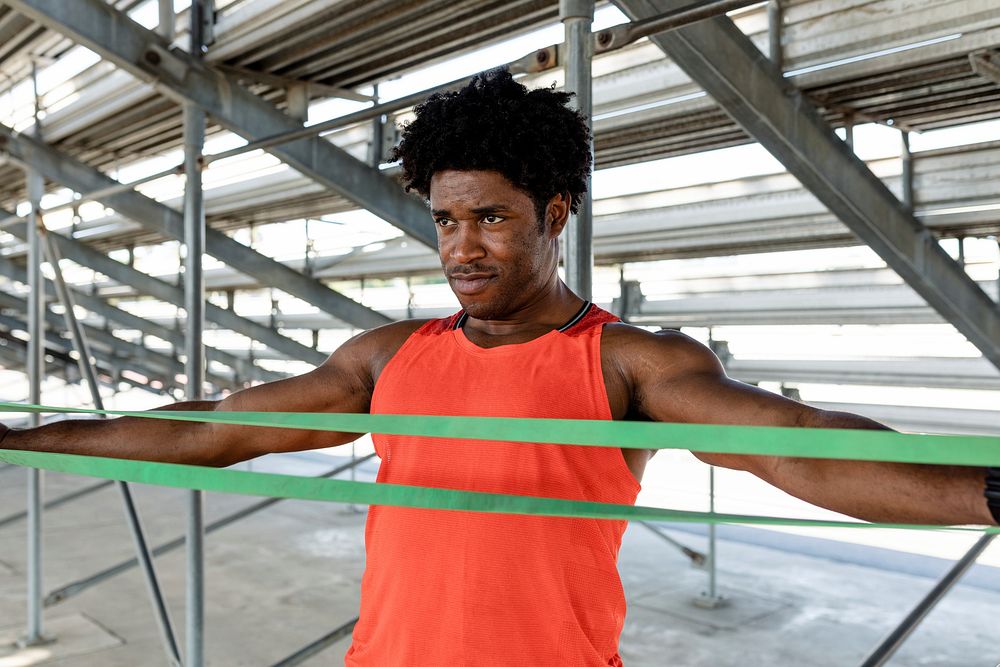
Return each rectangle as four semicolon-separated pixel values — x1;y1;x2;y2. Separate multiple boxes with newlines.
450;270;526;320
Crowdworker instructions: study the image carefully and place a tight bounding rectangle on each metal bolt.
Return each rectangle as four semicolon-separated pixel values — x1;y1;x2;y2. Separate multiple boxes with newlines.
535;49;548;64
144;50;161;66
597;31;612;46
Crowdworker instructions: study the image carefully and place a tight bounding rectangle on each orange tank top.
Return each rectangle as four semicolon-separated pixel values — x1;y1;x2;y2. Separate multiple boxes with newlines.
345;304;640;666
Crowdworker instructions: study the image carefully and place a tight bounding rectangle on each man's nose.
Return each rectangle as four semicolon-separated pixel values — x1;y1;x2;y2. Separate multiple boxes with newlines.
449;224;487;264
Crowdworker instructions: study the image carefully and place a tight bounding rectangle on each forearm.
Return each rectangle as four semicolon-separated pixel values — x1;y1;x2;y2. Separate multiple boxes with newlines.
0;400;226;466
765;458;993;525
769;408;994;525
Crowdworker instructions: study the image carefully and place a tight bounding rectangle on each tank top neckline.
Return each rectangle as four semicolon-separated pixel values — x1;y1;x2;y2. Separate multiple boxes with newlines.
451;301;592;354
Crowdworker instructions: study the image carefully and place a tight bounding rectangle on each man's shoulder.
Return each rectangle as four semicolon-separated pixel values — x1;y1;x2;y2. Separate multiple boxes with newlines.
356;318;437;354
601;322;722;376
601;321;701;348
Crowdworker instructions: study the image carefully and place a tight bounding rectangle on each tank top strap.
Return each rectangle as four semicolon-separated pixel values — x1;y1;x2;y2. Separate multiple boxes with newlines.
561;303;620;337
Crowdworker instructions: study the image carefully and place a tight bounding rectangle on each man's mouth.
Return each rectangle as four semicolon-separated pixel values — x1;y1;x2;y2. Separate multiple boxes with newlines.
449;272;496;295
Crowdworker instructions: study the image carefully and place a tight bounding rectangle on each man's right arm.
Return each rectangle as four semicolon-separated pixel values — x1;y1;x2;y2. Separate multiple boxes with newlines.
0;322;408;467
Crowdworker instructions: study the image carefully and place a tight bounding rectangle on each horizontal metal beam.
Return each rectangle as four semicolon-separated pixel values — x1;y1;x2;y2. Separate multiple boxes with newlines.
6;0;436;251
0;122;391;331
614;0;1000;372
0;327;174;398
0;207;327;367
0;313;176;395
0;253;285;383
726;357;1000;391
0;329;86;386
0;288;243;391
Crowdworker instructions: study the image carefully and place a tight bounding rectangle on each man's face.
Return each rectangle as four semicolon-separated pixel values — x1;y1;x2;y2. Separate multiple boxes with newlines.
430;170;565;320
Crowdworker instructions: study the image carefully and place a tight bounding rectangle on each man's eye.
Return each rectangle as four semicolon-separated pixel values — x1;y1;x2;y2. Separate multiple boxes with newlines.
435;218;455;227
482;215;504;224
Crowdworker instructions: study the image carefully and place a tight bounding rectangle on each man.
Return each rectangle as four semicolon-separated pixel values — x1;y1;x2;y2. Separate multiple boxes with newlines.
2;70;997;666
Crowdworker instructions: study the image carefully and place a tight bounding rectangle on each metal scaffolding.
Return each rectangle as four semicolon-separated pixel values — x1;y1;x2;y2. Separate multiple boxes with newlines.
0;0;997;664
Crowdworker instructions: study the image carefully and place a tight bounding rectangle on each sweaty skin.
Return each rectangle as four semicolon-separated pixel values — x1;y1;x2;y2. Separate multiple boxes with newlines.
1;169;994;527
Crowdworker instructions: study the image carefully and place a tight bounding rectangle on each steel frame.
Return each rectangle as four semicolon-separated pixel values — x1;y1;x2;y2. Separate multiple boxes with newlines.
0;123;391;331
0;253;284;385
0;313;178;394
5;0;437;251
0;0;995;663
0;203;327;369
614;0;1000;372
613;0;1000;658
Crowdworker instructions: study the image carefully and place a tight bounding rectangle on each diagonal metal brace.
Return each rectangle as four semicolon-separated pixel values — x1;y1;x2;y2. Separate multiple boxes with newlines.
5;0;436;250
613;0;1000;371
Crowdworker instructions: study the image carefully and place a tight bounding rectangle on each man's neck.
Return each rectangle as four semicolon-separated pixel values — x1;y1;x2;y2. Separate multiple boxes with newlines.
462;281;585;346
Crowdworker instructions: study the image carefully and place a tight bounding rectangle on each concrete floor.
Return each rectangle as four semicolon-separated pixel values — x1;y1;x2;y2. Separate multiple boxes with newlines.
1;454;998;667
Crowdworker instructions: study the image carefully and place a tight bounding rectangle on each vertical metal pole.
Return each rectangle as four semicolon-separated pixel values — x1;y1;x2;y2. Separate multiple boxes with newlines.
370;83;384;168
23;167;47;647
693;465;724;608
185;3;207;665
767;0;782;72
158;0;175;41
286;83;309;123
901;131;914;213
21;58;49;648
707;466;717;597
844;114;855;150
184;102;206;667
561;0;594;300
957;236;966;270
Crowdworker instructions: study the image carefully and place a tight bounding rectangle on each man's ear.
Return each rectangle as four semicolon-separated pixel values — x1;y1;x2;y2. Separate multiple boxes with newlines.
546;192;572;237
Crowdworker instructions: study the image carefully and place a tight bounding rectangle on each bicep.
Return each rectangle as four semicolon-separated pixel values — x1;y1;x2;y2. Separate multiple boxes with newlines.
631;332;815;473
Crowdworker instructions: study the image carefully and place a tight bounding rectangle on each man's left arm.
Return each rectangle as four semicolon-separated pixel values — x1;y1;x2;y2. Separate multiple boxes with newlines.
753;409;993;525
626;328;997;526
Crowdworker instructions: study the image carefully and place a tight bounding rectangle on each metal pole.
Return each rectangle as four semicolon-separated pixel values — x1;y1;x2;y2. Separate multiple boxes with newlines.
271;617;359;667
22;165;47;647
42;232;183;667
593;0;759;54
185;3;208;665
707;466;717;598
900;131;914;213
20;57;49;648
694;465;725;608
561;0;594;300
157;0;175;41
767;0;783;72
184;100;207;667
639;521;706;565
369;83;384;168
860;534;996;667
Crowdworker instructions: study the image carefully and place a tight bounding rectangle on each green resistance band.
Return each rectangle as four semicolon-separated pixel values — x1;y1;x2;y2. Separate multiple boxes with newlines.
0;448;996;534
1;402;998;533
2;401;999;466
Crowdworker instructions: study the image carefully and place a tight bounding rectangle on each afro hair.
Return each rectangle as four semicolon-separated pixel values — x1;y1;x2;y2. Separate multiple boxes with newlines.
390;69;593;224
